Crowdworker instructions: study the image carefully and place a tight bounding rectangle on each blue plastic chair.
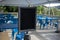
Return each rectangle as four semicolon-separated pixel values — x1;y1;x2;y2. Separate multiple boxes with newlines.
12;28;18;40
12;18;18;24
3;14;12;23
42;23;45;30
16;32;25;40
39;19;43;29
20;32;25;38
54;22;58;31
0;14;6;24
55;23;58;27
16;34;23;40
0;18;5;24
45;18;49;25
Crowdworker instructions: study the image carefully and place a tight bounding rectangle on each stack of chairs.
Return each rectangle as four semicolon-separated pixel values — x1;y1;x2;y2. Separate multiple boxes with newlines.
12;28;26;40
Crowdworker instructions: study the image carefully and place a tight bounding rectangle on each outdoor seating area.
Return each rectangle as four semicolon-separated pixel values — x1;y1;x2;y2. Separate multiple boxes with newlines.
0;0;60;40
0;13;59;40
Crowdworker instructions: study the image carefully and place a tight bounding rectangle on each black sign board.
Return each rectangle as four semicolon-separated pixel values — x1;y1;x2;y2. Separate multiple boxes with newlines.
18;7;36;31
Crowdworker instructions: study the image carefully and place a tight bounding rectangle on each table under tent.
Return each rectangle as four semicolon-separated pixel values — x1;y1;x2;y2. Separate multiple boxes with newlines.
0;0;60;40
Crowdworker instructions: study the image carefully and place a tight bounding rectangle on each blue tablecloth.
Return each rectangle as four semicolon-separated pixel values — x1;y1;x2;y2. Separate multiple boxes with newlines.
0;24;18;29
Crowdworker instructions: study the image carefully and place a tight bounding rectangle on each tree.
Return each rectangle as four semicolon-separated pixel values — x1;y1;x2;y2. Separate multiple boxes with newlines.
5;6;18;12
0;6;6;12
37;5;44;15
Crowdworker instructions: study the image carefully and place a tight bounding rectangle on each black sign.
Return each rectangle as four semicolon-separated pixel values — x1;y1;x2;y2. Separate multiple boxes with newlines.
18;7;36;31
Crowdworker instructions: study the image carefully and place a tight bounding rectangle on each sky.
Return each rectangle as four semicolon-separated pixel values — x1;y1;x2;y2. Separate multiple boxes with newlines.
44;3;60;7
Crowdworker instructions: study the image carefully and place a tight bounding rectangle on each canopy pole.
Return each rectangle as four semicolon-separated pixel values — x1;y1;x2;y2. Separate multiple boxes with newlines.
18;7;21;33
47;0;51;16
48;2;50;16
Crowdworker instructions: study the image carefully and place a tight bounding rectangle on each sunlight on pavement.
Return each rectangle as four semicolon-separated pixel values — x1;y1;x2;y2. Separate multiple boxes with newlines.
30;34;40;40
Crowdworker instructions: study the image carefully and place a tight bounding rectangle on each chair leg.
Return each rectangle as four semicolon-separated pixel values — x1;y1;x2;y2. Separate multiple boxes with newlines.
24;35;31;40
14;32;18;40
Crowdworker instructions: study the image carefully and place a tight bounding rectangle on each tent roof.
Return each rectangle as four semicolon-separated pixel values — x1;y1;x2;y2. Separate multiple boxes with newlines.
0;0;60;7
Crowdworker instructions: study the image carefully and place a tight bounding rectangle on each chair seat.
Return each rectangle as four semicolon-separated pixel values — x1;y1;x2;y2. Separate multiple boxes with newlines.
16;34;24;40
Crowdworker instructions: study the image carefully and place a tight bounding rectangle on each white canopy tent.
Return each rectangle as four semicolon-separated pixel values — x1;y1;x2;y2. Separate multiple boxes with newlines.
0;0;59;7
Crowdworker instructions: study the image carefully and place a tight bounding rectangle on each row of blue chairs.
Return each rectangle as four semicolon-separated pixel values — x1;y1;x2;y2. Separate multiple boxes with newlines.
37;16;58;30
0;14;18;32
0;14;18;24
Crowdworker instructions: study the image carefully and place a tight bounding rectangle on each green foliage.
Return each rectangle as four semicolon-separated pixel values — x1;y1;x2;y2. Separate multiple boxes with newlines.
37;5;60;16
0;6;6;12
0;6;60;16
37;5;44;14
5;6;18;12
0;6;18;12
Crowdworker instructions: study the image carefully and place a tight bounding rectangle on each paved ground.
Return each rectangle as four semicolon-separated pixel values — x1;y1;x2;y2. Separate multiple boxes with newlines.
3;29;60;40
30;34;40;40
4;25;59;40
41;33;60;40
29;30;60;40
